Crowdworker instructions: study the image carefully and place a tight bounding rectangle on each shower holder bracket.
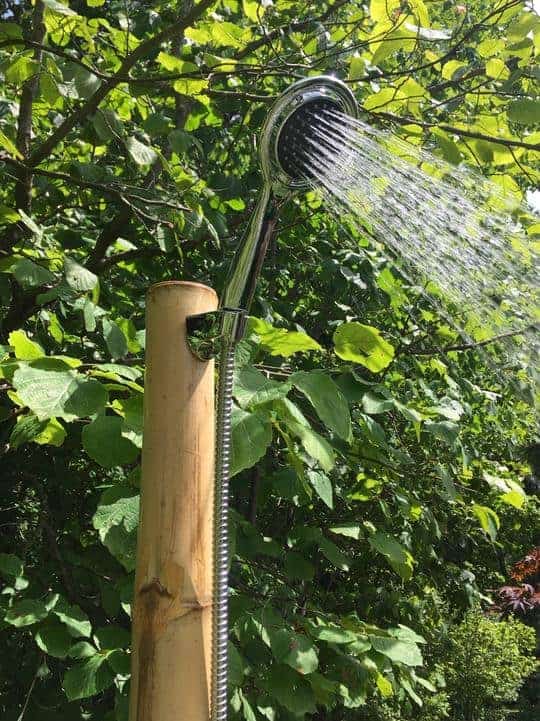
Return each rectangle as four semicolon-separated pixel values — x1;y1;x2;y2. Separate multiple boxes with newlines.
186;308;247;361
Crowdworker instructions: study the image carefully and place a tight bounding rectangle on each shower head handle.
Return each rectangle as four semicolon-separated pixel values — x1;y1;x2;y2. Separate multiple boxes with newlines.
187;76;359;359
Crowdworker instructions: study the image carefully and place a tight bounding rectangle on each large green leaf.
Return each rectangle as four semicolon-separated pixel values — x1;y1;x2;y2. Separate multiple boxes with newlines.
64;257;98;292
234;366;290;409
11;258;55;289
472;504;500;542
102;319;128;360
12;367;107;421
291;371;351;441
93;491;140;569
307;470;333;509
63;654;114;701
5;599;49;627
369;532;415;580
249;317;322;357
82;415;139;467
266;665;317;715
231;407;272;476
507;99;540;124
369;634;423;666
53;600;92;638
333;323;395;373
35;624;73;658
270;628;319;674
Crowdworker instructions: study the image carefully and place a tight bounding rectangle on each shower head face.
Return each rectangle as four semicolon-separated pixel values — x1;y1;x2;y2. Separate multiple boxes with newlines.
260;76;358;194
276;97;342;181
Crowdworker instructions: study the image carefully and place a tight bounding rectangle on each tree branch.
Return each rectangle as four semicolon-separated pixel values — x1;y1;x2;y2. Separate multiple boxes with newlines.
27;0;215;168
369;109;540;152
407;327;533;356
14;1;45;211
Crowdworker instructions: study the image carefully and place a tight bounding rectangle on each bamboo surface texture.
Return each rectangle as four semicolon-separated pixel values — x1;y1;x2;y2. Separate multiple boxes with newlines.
129;281;218;721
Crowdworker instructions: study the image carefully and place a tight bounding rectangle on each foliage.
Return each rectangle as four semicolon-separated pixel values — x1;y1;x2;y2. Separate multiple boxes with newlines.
495;546;540;617
439;609;537;721
0;0;539;720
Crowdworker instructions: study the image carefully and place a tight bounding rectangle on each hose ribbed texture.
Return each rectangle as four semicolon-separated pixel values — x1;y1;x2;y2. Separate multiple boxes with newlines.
212;340;235;721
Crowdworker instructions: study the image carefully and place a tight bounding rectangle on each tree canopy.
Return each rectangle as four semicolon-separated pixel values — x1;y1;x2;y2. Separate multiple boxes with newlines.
0;1;538;720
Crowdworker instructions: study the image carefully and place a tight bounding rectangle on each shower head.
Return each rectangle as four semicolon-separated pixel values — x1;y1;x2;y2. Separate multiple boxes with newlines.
260;75;358;194
219;76;358;315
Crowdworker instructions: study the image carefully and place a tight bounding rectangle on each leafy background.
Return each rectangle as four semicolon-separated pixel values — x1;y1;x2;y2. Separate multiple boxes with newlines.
0;1;538;720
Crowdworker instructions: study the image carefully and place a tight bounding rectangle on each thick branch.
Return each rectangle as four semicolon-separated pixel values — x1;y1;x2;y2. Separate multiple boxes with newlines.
14;1;45;211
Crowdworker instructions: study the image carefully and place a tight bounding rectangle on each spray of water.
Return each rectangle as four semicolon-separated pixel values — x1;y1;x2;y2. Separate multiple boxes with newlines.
300;109;539;365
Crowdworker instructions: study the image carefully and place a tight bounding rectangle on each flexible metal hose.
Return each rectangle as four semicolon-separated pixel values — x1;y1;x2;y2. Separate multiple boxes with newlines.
212;339;235;721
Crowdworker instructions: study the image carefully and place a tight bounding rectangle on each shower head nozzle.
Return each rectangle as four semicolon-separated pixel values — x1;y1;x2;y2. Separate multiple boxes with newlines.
260;76;358;194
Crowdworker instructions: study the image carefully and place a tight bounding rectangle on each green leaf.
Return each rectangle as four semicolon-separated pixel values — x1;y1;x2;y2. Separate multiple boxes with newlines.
472;504;500;541
376;672;394;697
83;415;139;467
63;654;114;701
12;258;55;289
319;537;350;571
64;257;98;292
249;317;322;357
126;136;158;165
270;629;318;674
5;599;49;627
284;552;315;581
424;420;459;446
8;329;45;360
54;600;92;638
102;319;128;360
369;532;414;580
291;371;351;440
333;323;395;373
229;643;244;686
362;392;394;414
93;491;139;569
310;624;357;644
69;641;97;659
0;553;24;578
292;421;335;471
35;624;73;658
369;635;423;666
0;22;23;40
43;0;78;15
329;523;363;540
234;366;290;408
231;407;272;476
95;625;130;650
0;130;22;159
486;58;509;79
307;470;333;509
34;417;67;447
5;56;39;85
10;414;47;448
12;367;107;421
266;665;317;714
508;99;540;125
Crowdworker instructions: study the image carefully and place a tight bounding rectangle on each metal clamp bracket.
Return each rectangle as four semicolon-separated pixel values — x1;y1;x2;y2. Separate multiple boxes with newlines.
186;308;247;361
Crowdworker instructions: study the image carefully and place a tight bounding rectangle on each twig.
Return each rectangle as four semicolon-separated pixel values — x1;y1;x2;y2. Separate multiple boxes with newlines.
407;327;533;355
16;657;43;721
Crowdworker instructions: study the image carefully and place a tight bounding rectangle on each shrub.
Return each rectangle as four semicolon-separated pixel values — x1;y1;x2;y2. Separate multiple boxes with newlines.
441;609;537;721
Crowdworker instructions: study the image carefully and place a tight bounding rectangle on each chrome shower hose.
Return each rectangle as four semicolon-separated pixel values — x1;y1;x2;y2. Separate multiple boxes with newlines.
212;339;235;721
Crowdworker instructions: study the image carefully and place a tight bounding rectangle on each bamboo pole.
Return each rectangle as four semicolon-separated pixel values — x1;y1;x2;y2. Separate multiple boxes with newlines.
129;281;218;721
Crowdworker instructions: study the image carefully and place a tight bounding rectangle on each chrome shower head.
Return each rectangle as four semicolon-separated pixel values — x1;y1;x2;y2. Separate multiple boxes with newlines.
220;76;358;313
260;75;358;194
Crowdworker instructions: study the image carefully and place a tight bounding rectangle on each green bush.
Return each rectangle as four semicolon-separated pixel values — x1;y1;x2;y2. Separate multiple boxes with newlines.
441;610;537;721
